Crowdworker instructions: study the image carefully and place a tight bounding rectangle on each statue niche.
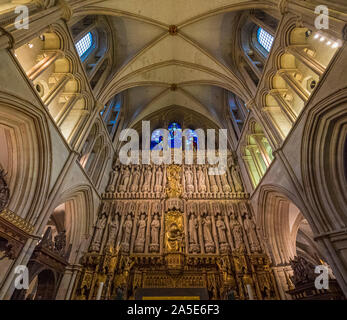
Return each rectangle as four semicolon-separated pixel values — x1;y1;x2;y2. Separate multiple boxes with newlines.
121;214;133;253
165;211;184;253
202;215;215;253
134;214;147;253
149;214;160;253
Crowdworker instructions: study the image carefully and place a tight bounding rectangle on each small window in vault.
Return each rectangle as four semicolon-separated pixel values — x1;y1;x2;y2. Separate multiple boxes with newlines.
257;27;274;52
75;32;93;57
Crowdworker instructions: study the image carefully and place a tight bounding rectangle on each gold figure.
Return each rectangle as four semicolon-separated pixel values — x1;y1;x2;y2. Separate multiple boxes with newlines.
166;165;182;198
165;211;184;252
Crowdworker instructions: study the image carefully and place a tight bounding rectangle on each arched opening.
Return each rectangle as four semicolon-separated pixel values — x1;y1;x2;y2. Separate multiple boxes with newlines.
24;269;56;300
258;186;337;299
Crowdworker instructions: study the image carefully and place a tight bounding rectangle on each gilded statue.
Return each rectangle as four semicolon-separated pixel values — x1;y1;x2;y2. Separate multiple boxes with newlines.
165;211;184;252
166;165;182;198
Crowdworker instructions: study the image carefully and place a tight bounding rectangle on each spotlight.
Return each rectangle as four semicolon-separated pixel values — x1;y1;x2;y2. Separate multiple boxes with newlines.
313;34;319;39
319;37;325;42
326;41;331;46
332;42;339;48
28;43;34;48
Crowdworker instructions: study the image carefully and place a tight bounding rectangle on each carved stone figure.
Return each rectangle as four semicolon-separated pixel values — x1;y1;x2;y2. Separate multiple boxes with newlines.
185;166;194;193
243;213;261;253
91;213;107;252
121;215;133;252
231;166;243;192
197;167;206;192
154;166;163;192
107;214;119;246
142;166;152;192
230;214;245;252
150;214;160;252
220;171;231;193
119;166;130;192
209;174;219;193
106;169;119;192
135;214;147;252
130;168;140;192
188;214;198;244
216;215;227;244
202;215;215;252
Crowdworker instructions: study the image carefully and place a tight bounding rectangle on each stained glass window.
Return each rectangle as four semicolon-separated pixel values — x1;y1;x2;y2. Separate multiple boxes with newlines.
150;123;199;150
75;32;93;57
256;27;274;53
168;122;182;148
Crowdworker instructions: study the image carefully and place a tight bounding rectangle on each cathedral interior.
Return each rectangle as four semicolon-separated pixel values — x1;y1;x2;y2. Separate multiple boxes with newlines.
0;0;346;301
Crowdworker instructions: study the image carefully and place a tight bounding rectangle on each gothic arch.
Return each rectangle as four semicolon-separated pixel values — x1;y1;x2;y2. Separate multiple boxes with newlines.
302;88;347;233
257;184;320;265
0;93;51;223
50;185;94;264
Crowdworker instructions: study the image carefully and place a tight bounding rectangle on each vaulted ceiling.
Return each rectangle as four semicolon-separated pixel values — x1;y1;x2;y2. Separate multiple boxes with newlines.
73;0;274;128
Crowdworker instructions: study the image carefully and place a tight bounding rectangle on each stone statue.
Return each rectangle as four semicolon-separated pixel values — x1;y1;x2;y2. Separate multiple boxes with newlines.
91;213;107;251
154;166;163;192
107;214;119;246
202;215;214;252
121;215;133;251
209;174;219;193
130;167;140;192
185;166;194;193
135;214;147;252
230;214;245;252
142;166;152;192
216;215;227;244
150;214;160;245
197;167;206;192
243;213;261;252
188;214;199;245
220;170;231;193
231;166;243;192
106;169;119;192
119;166;130;192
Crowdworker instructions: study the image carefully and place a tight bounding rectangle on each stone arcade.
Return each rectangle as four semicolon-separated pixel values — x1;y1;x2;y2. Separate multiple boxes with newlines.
0;0;346;300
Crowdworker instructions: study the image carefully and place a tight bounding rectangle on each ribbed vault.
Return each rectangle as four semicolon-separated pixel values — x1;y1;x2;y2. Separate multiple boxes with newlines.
72;0;273;127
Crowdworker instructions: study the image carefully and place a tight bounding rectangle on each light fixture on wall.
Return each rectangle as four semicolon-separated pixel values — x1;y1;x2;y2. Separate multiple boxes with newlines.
313;32;341;49
28;43;34;48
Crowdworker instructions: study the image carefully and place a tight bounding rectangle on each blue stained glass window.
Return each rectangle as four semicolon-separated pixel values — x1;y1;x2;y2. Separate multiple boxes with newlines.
150;123;199;150
168;122;182;148
184;129;199;150
256;27;274;53
75;32;93;57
